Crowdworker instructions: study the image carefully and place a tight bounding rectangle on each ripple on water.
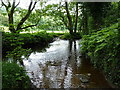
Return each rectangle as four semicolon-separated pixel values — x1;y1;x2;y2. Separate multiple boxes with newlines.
23;39;112;88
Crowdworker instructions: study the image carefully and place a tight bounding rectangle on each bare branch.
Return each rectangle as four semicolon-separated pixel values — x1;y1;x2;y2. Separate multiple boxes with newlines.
28;0;37;11
31;2;37;11
28;1;33;10
8;1;11;7
1;0;7;7
1;0;11;12
11;1;15;10
15;0;20;8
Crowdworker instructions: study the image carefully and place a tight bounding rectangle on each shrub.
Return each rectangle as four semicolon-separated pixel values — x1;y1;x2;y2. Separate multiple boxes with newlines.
2;31;54;54
6;46;32;64
2;62;31;88
80;23;120;87
49;33;64;37
60;33;81;40
2;32;24;53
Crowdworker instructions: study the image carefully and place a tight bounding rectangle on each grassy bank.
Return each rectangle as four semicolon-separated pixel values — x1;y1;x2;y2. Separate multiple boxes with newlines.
80;23;120;87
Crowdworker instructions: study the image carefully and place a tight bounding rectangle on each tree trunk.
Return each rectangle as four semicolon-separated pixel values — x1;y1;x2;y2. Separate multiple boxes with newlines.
84;12;88;35
8;12;16;33
74;2;78;34
82;4;88;35
16;1;37;32
93;18;101;31
65;2;73;35
2;0;37;33
16;11;32;31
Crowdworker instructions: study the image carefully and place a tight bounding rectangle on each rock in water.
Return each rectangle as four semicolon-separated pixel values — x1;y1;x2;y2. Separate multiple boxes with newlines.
79;54;82;58
76;74;90;83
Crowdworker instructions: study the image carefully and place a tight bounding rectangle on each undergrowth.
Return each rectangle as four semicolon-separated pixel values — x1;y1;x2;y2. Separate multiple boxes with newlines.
2;62;31;88
80;23;120;87
60;33;81;40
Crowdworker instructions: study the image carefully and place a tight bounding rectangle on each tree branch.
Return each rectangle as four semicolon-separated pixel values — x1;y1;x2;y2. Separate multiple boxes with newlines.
65;2;73;33
74;2;78;33
1;0;7;7
8;1;11;8
15;0;20;8
20;24;37;30
60;15;68;28
16;1;37;31
11;1;15;11
1;0;11;12
28;1;33;10
31;2;37;11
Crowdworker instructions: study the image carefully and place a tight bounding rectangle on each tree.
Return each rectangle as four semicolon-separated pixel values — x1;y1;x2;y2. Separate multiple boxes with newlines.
80;2;89;35
74;2;78;34
84;2;111;30
64;2;80;35
1;0;38;33
65;2;73;35
42;2;80;35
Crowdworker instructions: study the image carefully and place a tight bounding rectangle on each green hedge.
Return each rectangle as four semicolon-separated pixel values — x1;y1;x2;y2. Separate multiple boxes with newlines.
2;62;31;88
80;23;120;87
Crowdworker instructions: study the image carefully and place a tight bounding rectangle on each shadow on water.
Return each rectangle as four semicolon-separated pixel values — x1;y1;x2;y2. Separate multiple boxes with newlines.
15;39;111;88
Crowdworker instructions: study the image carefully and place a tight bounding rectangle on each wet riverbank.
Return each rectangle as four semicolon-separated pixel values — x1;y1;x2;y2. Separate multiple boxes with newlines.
23;39;112;88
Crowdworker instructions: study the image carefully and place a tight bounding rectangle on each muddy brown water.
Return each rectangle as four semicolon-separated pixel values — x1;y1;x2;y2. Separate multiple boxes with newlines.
23;39;112;88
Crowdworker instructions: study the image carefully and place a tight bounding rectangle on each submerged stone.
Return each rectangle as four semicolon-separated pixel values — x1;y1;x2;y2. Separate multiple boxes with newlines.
76;74;90;83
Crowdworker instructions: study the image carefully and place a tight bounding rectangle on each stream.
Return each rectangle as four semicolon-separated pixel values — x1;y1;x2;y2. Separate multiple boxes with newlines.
23;39;112;88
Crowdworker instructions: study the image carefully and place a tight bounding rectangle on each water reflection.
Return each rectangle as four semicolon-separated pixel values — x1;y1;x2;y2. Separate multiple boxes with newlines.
23;39;111;88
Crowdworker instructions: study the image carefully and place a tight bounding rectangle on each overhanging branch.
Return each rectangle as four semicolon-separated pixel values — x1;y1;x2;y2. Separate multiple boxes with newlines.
20;24;37;30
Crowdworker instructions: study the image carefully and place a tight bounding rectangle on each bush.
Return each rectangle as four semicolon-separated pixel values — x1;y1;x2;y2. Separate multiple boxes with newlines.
49;33;64;37
2;31;54;54
2;32;24;53
6;46;32;64
80;23;120;87
60;33;81;40
2;62;31;88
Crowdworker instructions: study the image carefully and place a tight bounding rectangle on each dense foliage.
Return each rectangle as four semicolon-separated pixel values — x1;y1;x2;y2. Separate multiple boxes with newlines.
1;1;119;88
60;33;81;40
2;31;54;52
2;62;31;88
80;23;120;87
2;31;55;64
